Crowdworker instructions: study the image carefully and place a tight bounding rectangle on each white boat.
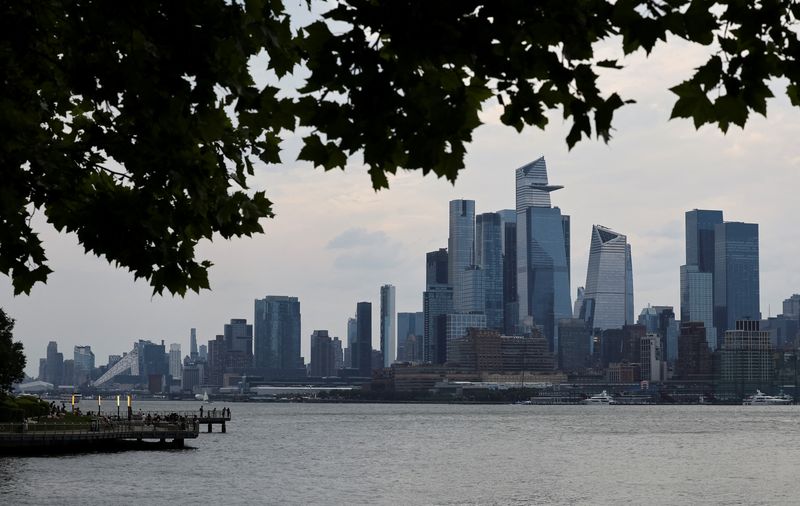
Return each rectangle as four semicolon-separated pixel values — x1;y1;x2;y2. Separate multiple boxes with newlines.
582;390;617;405
742;390;792;405
194;391;212;403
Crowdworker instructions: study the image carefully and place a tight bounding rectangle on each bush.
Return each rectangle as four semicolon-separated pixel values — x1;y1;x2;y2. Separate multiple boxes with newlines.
0;395;50;422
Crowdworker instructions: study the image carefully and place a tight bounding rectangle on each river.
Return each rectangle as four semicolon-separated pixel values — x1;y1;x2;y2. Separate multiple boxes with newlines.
1;401;797;505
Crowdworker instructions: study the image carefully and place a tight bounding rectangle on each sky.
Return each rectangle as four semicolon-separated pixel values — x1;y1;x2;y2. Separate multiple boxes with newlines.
3;26;800;378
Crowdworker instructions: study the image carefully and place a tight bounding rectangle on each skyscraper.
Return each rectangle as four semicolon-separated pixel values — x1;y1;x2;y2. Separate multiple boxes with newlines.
397;311;424;362
169;343;182;379
497;210;518;334
224;318;254;363
73;345;95;385
681;209;723;348
423;285;453;364
476;212;504;330
355;302;373;376
254;296;303;378
515;157;571;350
714;222;760;335
380;284;396;367
426;248;448;287
580;225;634;331
46;341;64;386
345;316;357;368
189;328;198;358
449;199;476;312
783;294;800;320
309;330;335;377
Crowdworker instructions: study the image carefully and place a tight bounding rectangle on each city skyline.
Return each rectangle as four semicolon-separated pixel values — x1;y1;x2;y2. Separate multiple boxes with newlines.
3;38;800;376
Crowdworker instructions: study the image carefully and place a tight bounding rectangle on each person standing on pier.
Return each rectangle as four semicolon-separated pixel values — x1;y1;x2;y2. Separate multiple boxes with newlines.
199;405;203;417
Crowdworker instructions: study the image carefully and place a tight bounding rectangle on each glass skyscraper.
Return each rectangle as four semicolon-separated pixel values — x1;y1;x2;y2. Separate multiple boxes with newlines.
515;157;571;350
714;221;760;335
355;301;373;376
476;212;504;330
380;284;396;367
580;225;634;331
423;285;453;364
681;209;723;348
449;199;476;312
254;296;302;377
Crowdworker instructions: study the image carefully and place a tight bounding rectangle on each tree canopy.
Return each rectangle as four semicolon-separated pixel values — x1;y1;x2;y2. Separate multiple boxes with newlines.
0;308;25;392
1;0;798;295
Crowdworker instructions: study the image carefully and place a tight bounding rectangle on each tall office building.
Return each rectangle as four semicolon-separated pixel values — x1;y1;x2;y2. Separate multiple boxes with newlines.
224;318;253;362
783;294;800;320
515;157;571;351
719;320;773;394
397;312;424;362
73;345;95;385
558;318;591;372
345;316;358;368
380;285;397;367
189;328;198;358
46;341;64;386
498;210;518;334
676;321;713;380
476;212;504;330
714;222;760;335
449;199;476;312
681;209;723;347
637;306;678;362
168;343;182;379
580;225;634;331
254;296;303;378
355;302;373;376
573;287;585;319
309;330;335;377
423;285;453;364
460;265;485;314
426;248;449;287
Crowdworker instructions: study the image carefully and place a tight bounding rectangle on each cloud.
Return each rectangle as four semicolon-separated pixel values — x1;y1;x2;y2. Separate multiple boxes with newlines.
327;227;389;249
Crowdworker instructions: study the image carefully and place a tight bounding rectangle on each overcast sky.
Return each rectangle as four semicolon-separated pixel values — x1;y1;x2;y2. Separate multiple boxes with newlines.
3;29;799;377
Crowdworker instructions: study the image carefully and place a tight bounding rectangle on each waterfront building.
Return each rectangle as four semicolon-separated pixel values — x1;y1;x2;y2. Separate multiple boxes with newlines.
254;296;304;379
224;318;253;362
449;199;476;312
621;324;647;364
168;343;182;379
190;328;198;358
426;248;449;287
356;302;373;376
445;313;487;360
515;157;571;351
380;284;397;367
397;312;424;363
557;318;591;372
309;330;336;377
73;345;95;386
448;328;555;373
423;285;453;364
580;225;634;331
714;222;760;336
760;315;799;350
719;320;774;395
476;212;504;330
676;321;713;380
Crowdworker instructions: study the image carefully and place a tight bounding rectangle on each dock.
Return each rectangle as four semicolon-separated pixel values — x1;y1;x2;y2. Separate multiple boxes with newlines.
0;415;202;454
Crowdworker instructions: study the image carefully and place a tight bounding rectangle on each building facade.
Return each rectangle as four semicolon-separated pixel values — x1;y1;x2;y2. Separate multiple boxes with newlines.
515;157;571;351
580;225;634;331
449;199;476;312
423;285;453;364
380;284;396;367
476;212;504;330
397;311;424;363
714;222;760;336
355;302;373;376
719;320;773;395
254;296;303;379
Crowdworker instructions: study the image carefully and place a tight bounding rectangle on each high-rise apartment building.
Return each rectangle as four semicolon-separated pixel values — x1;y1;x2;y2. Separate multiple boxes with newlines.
380;284;396;367
345;316;357;368
190;328;198;358
355;302;373;376
169;343;182;379
476;212;504;330
580;225;634;331
449;199;476;312
309;330;335;377
719;320;773;394
714;222;760;336
254;296;303;379
515;157;571;351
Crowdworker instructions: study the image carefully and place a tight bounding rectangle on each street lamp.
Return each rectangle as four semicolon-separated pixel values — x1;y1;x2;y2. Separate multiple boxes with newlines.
116;395;120;418
97;395;101;415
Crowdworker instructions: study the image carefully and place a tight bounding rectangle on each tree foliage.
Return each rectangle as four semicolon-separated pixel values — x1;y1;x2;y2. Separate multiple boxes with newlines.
0;308;26;392
1;1;798;295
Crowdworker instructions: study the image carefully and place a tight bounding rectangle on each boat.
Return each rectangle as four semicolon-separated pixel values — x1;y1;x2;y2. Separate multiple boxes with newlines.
582;390;617;405
742;390;793;405
194;391;212;403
